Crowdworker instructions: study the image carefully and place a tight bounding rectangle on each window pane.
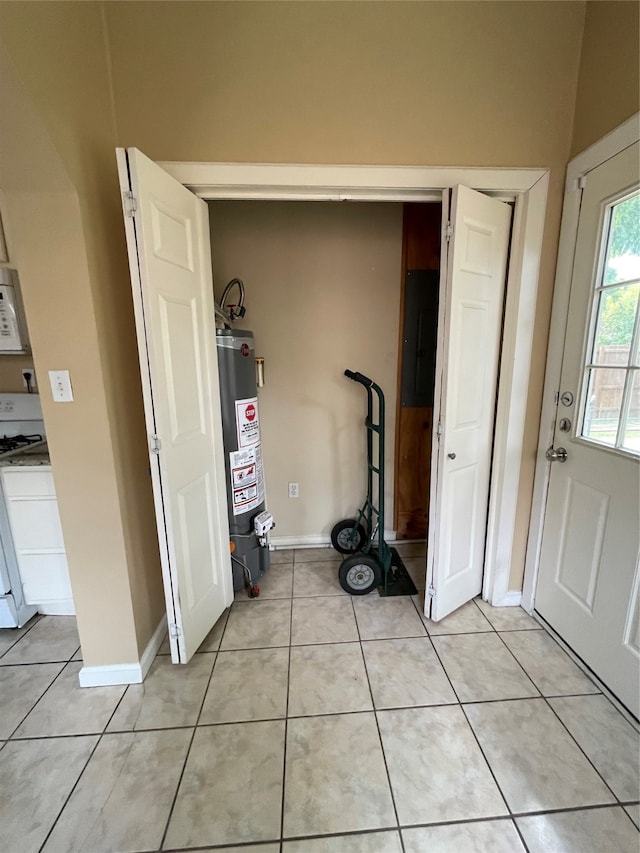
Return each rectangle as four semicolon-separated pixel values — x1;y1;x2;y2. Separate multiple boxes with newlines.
622;371;640;453
591;282;638;365
582;367;625;447
603;193;640;285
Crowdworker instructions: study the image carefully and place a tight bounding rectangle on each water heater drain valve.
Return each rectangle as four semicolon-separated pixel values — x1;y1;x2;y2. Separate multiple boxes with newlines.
254;511;274;539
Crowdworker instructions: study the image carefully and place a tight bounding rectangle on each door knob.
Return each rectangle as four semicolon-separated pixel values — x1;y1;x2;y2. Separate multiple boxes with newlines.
545;445;568;463
447;452;456;460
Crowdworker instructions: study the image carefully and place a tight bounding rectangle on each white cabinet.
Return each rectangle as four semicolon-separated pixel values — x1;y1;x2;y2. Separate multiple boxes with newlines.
0;467;74;615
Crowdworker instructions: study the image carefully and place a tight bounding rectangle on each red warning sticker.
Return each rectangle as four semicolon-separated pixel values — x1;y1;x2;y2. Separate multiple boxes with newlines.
229;445;264;515
235;396;260;448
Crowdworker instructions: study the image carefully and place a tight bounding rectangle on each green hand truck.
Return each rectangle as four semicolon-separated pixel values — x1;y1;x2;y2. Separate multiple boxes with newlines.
331;369;418;597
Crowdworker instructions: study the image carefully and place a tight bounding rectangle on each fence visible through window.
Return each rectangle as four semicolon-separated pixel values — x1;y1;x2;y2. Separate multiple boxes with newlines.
580;191;640;455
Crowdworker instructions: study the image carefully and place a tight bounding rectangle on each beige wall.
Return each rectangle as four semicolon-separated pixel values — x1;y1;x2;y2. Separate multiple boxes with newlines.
106;0;585;589
0;356;35;394
571;1;640;157
210;201;403;537
0;5;164;664
0;0;598;646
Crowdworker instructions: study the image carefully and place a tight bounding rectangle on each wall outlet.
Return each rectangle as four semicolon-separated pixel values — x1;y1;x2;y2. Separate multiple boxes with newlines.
48;369;74;403
21;368;36;390
288;482;299;498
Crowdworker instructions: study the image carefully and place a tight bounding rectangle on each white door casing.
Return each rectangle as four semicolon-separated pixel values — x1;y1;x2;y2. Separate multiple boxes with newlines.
161;161;548;611
427;186;512;620
117;148;232;664
534;141;640;717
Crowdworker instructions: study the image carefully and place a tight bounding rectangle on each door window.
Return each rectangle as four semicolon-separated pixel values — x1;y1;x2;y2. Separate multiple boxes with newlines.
580;189;640;454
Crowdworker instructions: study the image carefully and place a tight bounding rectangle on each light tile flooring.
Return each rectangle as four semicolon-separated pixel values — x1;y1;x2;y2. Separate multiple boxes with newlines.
1;543;639;852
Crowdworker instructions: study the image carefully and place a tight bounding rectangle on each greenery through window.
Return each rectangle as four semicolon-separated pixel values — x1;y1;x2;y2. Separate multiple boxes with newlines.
581;191;640;455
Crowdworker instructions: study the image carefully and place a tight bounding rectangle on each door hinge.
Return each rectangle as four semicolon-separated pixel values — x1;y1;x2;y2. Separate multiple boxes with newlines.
554;390;560;406
123;190;137;218
169;623;182;638
445;222;454;242
150;434;162;455
436;420;443;439
427;584;436;598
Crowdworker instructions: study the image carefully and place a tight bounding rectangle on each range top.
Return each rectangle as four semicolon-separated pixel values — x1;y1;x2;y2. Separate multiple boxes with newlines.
0;433;45;455
0;393;46;458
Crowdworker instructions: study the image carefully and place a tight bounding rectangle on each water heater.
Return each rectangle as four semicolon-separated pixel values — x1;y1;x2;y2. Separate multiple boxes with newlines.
216;328;272;593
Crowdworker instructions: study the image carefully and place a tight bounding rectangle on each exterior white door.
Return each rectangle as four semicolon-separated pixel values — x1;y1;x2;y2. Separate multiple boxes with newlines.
428;186;512;620
117;148;232;664
535;142;640;717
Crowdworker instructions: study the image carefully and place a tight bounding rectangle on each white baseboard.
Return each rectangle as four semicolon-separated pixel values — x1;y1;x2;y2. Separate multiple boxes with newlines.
270;534;330;549
270;530;397;550
490;590;523;608
139;613;168;678
79;662;145;688
78;613;167;688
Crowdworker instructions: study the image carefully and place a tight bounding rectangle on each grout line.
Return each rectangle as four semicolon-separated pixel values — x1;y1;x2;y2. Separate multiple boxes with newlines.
0;612;44;662
0;660;79;668
36;680;126;853
542;695;623;806
351;595;406;853
8;592;638;852
39;640;159;853
508;801;635;820
394;800;633;829
469;598;496;630
278;594;294;851
491;629;544;697
163;842;281;853
425;632;517;827
37;731;106;853
6;658;71;740
512;814;532;850
458;702;515;821
158;647;220;851
158;801;640;852
533;611;638;727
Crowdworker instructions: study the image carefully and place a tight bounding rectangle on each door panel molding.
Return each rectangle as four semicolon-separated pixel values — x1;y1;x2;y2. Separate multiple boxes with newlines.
523;113;640;612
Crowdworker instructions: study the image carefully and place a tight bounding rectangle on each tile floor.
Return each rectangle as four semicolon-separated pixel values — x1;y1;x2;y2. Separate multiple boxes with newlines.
1;543;639;853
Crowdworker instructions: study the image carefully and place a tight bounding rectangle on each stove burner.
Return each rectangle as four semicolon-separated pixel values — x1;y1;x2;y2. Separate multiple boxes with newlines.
0;433;44;453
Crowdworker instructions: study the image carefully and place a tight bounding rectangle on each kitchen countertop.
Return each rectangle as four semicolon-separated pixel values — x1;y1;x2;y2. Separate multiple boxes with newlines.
0;442;50;467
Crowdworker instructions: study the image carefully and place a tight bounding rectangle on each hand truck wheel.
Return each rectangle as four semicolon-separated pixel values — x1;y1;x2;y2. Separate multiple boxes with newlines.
338;554;381;595
331;518;367;554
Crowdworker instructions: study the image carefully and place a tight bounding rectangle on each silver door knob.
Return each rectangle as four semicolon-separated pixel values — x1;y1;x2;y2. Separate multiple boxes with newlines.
545;445;568;463
447;452;456;460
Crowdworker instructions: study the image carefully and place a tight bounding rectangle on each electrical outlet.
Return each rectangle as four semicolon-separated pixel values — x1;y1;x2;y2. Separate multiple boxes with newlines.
48;370;74;403
21;368;36;391
288;482;299;498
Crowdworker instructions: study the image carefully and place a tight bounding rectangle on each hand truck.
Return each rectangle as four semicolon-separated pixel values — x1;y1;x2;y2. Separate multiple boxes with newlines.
331;369;418;597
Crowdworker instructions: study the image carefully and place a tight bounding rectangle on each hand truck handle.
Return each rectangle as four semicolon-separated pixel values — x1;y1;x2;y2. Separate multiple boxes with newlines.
344;369;373;387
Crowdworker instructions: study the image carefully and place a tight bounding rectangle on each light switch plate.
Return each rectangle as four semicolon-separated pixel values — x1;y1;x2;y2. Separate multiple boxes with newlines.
48;370;74;403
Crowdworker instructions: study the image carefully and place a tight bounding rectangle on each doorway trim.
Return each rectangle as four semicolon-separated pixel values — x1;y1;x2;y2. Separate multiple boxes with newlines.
522;113;640;612
160;160;549;608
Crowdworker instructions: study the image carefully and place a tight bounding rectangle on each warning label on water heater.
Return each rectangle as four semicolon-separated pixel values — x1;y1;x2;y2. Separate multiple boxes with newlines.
235;396;260;448
229;444;264;515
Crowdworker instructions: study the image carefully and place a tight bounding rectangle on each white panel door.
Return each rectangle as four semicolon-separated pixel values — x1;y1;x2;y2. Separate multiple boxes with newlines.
535;142;640;717
117;147;232;664
428;186;512;620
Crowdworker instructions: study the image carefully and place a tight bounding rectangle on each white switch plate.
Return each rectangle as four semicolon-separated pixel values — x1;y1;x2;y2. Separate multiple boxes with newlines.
48;370;74;403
